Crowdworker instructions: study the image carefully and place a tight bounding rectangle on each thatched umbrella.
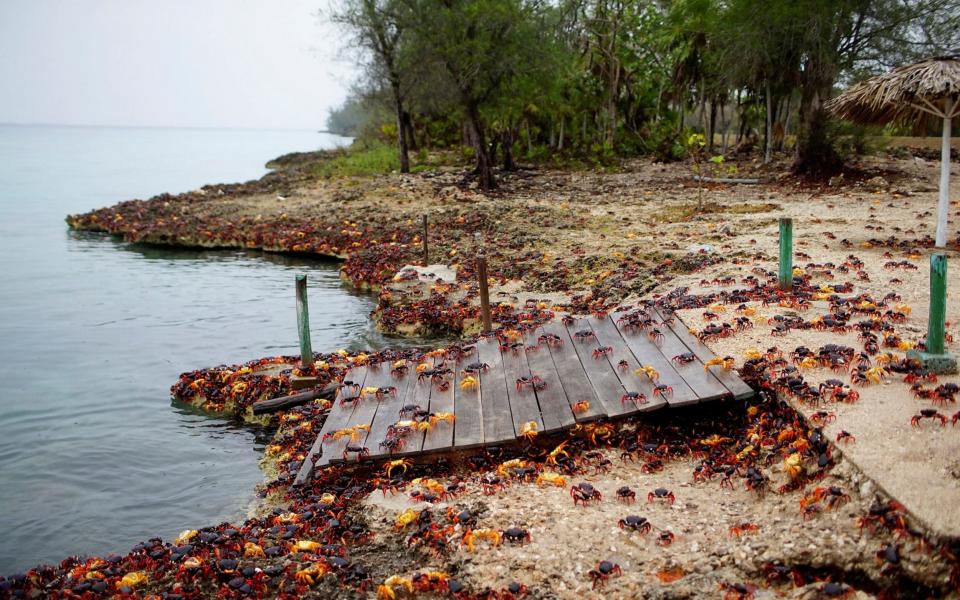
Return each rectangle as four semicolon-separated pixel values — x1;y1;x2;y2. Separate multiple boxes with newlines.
828;56;960;247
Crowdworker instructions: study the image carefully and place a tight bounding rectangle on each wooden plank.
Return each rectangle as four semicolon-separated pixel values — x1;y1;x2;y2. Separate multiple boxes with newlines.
538;320;605;422
652;308;754;400
421;357;455;453
522;328;577;432
357;358;418;461
562;318;626;417
587;315;668;414
293;365;368;485
454;350;484;449
499;341;545;441
476;337;517;445
321;362;393;466
643;311;730;404
610;313;698;407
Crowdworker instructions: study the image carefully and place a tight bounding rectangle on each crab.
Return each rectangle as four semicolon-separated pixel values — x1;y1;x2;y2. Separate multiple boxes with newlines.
379;435;406;454
502;527;531;545
728;523;761;537
704;356;735;371
720;582;757;600
635;365;660;382
647;328;665;344
911;409;947;427
573;329;596;342
371;386;397;400
810;411;836;425
519;421;539;441
648;487;675;504
641;459;664;474
617;359;630;371
429;412;456;426
377;575;414;600
398;404;424;418
571;482;603;506
652;384;673;399
536;471;567;487
588;560;622;589
572;400;591;413
656;530;676;546
516;375;546;392
481;473;505;495
342;445;370;461
672;352;696;365
620;391;648;406
615;486;636;503
459;375;479;391
835;430;856;444
461;362;490;375
383;458;413;477
294;562;330;586
592;346;613;359
390;360;409;377
461;528;501;552
537;333;563;347
618;515;650;533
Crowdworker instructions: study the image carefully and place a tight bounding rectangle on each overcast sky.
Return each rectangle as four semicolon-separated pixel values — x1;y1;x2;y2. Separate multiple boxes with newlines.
0;0;355;129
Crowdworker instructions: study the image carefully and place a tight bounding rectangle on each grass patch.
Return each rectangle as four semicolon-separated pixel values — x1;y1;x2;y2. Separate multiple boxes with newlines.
310;141;400;178
653;201;779;222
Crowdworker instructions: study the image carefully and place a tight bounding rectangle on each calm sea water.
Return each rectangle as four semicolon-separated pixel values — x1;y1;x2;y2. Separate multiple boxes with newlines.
0;125;408;573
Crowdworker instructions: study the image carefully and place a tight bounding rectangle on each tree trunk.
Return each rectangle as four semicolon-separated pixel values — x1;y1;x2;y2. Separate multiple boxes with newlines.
793;79;841;174
557;116;565;151
502;130;516;171
764;81;772;164
466;104;496;191
391;83;410;173
402;111;417;151
708;100;717;153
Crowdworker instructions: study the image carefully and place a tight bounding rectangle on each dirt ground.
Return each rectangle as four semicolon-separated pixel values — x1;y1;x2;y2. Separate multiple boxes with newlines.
60;149;960;598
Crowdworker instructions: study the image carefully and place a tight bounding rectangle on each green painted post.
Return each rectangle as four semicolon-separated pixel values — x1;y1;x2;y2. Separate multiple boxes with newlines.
927;253;947;355
778;218;793;291
295;274;314;369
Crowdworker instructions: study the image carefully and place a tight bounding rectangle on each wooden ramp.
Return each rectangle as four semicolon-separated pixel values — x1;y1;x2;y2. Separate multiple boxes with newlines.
294;312;753;485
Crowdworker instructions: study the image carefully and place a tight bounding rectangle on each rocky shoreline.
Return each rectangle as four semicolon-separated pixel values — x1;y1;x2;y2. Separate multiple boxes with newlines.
8;150;956;598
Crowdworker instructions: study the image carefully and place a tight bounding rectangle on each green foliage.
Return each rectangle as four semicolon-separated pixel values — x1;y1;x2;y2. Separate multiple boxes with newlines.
310;141;400;178
830;121;890;159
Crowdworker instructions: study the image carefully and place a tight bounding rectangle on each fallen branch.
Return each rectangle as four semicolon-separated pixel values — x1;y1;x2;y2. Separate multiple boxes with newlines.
693;176;761;184
252;384;337;415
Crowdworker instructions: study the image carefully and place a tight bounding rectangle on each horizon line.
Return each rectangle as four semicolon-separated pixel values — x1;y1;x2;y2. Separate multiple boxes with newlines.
0;120;341;134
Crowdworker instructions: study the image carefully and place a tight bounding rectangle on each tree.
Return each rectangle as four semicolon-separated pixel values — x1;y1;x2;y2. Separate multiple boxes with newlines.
333;0;413;172
401;0;556;190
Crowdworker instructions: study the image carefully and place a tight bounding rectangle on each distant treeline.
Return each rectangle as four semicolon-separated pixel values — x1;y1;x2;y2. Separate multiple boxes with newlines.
325;0;959;189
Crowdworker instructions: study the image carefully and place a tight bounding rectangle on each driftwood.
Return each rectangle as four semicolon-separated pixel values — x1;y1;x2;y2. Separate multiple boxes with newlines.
693;176;761;184
252;383;337;415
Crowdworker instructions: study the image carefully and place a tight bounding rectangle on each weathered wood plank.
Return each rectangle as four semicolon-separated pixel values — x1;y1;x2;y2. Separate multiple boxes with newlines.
644;312;730;404
562;317;626;417
476;337;516;445
357;358;418;462
522;329;577;432
587;315;668;414
499;341;544;441
610;312;698;407
421;357;456;453
454;352;484;449
294;365;369;485
322;362;393;466
652;307;754;400
538;320;605;422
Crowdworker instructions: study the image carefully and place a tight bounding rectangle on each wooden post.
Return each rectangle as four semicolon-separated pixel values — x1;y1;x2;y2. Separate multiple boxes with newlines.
422;215;429;265
927;253;947;354
295;274;314;369
476;255;492;333
935;97;954;247
778;217;793;291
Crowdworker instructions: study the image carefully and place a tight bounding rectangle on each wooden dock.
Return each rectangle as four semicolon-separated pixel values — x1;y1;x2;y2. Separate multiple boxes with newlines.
294;312;753;485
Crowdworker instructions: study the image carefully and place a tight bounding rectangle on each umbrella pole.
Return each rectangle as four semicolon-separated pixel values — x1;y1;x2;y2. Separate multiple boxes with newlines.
936;97;955;247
